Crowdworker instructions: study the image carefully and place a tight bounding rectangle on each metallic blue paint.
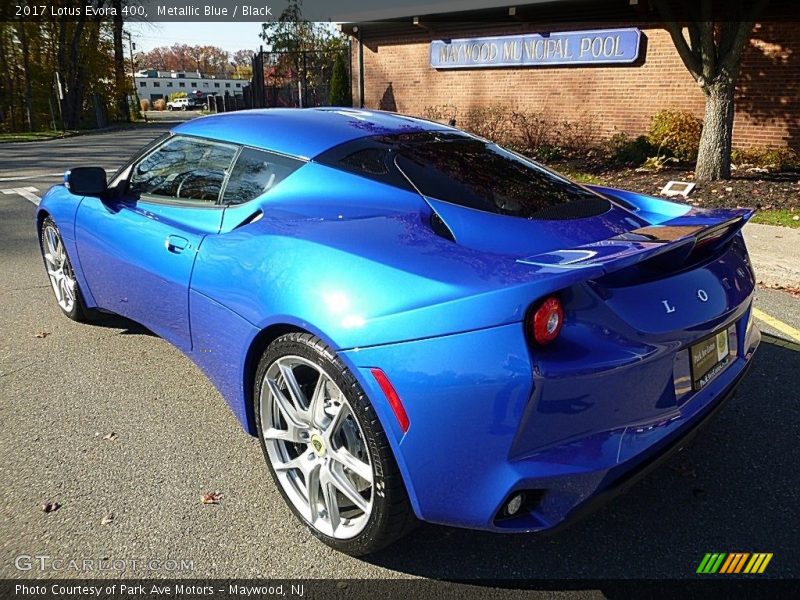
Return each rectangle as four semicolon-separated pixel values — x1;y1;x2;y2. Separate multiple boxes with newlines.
172;107;451;160
36;108;760;533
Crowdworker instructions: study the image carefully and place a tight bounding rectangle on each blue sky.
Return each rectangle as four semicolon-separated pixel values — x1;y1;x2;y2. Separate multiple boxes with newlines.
127;22;268;55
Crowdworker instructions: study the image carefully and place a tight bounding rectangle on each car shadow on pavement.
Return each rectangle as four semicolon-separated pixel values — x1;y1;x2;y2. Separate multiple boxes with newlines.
89;313;156;337
364;336;800;584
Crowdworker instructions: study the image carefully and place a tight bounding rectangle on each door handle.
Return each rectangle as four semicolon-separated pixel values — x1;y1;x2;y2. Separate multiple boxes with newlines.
165;235;189;254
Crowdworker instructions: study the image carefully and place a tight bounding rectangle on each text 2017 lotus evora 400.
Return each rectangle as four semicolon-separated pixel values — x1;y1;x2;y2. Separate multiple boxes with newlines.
38;108;760;555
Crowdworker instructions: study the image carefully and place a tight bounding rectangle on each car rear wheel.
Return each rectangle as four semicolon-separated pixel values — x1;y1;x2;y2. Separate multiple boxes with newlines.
254;332;416;555
40;217;91;322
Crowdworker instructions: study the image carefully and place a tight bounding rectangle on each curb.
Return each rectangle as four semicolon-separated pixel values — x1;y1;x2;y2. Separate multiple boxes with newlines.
742;222;800;289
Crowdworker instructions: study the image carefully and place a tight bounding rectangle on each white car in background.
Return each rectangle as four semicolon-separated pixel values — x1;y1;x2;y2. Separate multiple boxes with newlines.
166;97;199;111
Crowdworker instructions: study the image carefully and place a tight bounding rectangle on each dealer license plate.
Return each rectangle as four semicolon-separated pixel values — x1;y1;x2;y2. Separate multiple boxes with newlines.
691;329;731;391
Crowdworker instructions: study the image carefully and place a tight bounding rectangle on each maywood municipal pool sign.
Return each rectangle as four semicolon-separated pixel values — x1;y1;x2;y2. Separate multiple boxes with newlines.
430;28;642;68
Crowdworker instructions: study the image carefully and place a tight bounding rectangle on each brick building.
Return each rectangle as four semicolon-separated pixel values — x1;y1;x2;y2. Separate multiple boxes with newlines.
343;1;799;150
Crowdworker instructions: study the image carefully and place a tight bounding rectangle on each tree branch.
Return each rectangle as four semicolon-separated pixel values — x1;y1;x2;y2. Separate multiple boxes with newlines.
717;0;770;81
694;0;715;80
652;0;702;81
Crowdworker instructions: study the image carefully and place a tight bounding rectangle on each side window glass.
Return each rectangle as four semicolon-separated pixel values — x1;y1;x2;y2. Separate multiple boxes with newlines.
222;147;302;205
129;136;237;203
340;148;389;175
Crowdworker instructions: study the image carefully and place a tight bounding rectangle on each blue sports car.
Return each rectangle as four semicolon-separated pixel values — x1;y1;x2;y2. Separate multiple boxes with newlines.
37;108;760;555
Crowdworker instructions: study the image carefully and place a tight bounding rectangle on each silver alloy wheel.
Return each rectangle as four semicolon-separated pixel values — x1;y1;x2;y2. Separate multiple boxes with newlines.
261;356;374;539
42;224;76;313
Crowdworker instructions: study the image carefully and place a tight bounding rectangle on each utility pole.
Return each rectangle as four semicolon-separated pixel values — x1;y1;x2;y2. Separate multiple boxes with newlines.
123;30;141;117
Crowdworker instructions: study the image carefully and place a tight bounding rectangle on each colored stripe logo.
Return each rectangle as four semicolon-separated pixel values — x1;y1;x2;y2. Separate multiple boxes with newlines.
697;553;773;574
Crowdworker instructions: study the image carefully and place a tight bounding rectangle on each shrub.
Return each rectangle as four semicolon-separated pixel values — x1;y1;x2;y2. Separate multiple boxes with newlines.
731;147;799;172
139;98;150;112
606;132;655;165
461;106;512;143
423;104;458;125
647;109;702;162
153;99;166;111
168;91;187;102
638;154;678;172
532;143;564;162
557;113;597;153
328;53;352;107
510;110;552;154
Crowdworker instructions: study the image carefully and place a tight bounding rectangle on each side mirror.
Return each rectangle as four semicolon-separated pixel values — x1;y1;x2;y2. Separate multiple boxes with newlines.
64;167;107;196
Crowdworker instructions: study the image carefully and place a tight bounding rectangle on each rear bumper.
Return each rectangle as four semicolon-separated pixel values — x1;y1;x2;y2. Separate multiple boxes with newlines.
343;307;760;532
540;351;755;536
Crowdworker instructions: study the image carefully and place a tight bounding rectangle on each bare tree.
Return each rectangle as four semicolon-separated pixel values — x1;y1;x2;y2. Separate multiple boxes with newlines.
653;0;769;181
17;23;34;131
112;0;130;122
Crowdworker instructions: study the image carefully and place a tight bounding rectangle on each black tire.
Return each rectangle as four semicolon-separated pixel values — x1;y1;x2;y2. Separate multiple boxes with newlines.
39;217;94;322
254;332;417;555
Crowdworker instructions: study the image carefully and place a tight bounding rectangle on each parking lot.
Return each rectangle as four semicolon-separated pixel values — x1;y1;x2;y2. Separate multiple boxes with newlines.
1;124;798;585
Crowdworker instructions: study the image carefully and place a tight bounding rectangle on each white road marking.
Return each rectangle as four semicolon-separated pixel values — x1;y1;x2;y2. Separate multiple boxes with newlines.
0;166;119;183
2;186;41;206
0;173;64;182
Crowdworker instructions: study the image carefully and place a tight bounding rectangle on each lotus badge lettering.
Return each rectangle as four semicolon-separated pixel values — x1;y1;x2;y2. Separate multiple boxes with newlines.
36;108;760;555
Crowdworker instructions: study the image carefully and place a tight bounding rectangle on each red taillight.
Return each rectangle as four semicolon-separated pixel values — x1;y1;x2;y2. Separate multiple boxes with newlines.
530;295;564;346
370;368;410;433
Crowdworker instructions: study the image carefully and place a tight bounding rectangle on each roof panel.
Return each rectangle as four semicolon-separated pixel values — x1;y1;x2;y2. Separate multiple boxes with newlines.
171;108;451;159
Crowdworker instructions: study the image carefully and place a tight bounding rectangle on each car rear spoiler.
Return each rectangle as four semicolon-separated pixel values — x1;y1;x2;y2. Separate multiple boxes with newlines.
516;210;753;279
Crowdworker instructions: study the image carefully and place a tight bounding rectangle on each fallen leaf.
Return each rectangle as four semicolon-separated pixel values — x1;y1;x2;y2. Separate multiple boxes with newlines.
34;331;50;339
102;432;117;441
669;464;697;478
42;502;61;513
101;513;114;526
201;492;221;505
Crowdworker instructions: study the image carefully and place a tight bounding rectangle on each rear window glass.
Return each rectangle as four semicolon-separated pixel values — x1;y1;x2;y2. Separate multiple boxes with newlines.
391;132;608;219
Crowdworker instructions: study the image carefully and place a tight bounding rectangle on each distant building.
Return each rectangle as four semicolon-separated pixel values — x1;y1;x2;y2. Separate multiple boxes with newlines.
135;70;247;103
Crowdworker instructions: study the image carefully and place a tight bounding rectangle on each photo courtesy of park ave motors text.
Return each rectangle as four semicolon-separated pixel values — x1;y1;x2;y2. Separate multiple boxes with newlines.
1;0;799;596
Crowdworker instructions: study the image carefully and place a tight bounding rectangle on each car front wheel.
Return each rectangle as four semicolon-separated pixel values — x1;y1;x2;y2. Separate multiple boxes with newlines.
39;217;91;322
254;333;416;555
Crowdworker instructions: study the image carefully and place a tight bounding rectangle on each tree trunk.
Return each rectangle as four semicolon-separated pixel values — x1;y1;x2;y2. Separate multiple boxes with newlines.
112;1;130;122
18;23;35;131
695;81;736;182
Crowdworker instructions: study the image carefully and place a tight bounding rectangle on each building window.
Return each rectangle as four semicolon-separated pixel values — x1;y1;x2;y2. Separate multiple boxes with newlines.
179;82;185;88
167;82;173;87
139;82;146;87
214;83;220;88
203;82;209;87
191;82;197;88
225;83;231;88
235;83;241;88
153;82;160;87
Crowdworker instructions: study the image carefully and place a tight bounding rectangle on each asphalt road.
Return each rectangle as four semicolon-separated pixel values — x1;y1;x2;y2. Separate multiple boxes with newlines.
1;126;798;589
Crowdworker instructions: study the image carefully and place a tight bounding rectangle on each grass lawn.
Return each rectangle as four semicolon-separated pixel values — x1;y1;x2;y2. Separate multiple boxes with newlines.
751;209;800;228
0;130;74;143
557;167;602;185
